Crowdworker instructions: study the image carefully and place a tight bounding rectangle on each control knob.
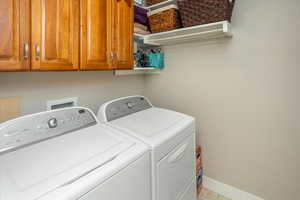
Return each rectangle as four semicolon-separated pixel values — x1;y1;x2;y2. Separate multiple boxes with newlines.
48;118;58;129
127;102;134;109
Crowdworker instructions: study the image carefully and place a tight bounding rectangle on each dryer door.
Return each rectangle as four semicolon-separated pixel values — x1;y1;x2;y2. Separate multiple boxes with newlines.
157;135;196;200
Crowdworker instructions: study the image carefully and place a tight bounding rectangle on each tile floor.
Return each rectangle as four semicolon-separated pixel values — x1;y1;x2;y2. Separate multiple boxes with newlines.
198;188;231;200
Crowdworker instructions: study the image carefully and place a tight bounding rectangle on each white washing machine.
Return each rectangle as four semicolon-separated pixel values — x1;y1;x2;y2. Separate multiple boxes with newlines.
0;107;151;200
98;96;197;200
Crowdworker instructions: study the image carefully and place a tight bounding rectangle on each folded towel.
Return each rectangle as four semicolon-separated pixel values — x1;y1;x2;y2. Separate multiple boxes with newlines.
134;23;148;31
134;27;150;35
134;6;149;26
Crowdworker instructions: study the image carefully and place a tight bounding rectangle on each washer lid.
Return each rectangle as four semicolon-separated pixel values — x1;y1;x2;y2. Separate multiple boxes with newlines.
0;124;135;200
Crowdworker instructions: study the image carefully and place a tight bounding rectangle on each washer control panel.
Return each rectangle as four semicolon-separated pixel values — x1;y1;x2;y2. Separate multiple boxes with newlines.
0;108;97;155
105;96;152;122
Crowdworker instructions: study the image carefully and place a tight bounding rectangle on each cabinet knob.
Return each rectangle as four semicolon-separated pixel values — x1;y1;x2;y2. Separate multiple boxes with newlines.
112;52;119;66
107;52;114;63
23;43;29;60
114;52;118;61
35;44;41;61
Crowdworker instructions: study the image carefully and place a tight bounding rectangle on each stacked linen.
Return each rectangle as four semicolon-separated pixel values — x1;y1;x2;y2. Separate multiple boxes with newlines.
134;23;150;35
134;6;151;35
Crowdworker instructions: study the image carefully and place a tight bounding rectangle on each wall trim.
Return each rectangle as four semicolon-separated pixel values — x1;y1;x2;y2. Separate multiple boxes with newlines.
203;176;264;200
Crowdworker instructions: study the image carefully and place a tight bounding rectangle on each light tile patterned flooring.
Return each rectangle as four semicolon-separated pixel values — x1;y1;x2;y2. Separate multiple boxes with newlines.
198;188;231;200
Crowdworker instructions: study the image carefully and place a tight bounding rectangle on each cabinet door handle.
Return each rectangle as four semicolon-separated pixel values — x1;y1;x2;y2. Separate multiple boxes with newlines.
23;43;29;60
35;44;41;60
111;52;114;62
111;52;118;65
107;52;113;63
114;52;118;61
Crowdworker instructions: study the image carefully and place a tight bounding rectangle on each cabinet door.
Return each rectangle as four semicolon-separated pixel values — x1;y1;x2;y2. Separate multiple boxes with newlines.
80;0;112;70
31;0;80;71
112;0;134;69
0;0;30;71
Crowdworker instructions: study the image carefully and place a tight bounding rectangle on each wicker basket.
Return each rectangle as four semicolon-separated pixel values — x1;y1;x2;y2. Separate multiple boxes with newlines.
148;5;182;33
178;0;235;27
146;0;167;6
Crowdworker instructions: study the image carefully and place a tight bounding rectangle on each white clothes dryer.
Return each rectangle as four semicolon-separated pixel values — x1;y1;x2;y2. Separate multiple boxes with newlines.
98;96;197;200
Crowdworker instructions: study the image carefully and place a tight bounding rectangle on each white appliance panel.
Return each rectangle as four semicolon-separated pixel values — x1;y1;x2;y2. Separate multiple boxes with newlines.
157;135;196;200
111;108;185;137
79;153;151;200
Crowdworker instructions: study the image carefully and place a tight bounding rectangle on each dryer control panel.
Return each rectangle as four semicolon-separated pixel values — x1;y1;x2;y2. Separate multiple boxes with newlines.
0;107;97;155
103;96;152;122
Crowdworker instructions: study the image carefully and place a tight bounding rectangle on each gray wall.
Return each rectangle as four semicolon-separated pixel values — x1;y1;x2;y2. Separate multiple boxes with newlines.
0;0;299;199
145;0;300;199
0;71;144;115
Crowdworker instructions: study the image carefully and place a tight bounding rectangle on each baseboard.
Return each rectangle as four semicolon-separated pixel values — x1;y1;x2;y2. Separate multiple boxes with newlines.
203;176;264;200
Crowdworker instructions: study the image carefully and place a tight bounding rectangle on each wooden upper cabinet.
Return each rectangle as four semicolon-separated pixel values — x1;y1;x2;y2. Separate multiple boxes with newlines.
80;0;112;70
31;0;80;71
0;0;30;71
0;0;133;72
81;0;133;71
112;0;134;69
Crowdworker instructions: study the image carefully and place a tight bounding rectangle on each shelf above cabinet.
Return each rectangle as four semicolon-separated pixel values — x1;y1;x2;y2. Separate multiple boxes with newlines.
136;21;232;46
114;67;161;76
146;0;177;10
134;33;146;41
